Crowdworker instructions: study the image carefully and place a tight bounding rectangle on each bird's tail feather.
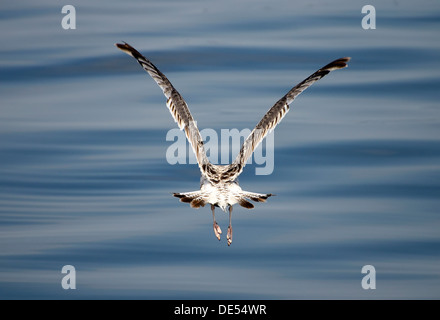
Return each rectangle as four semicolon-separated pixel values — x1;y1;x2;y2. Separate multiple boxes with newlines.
238;191;274;209
173;190;273;209
173;191;206;209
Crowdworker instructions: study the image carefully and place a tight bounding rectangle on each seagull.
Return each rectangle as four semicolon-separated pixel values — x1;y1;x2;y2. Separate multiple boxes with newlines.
116;42;350;245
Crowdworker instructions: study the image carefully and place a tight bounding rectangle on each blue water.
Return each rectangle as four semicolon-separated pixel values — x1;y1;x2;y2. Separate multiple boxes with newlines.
1;0;440;299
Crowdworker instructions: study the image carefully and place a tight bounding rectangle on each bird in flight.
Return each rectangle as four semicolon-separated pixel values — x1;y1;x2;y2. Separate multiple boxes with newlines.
116;42;350;245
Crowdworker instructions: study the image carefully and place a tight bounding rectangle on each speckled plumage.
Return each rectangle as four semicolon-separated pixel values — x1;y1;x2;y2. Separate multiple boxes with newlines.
116;42;350;245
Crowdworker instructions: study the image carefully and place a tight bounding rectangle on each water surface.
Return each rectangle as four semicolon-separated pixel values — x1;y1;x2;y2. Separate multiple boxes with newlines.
1;0;440;299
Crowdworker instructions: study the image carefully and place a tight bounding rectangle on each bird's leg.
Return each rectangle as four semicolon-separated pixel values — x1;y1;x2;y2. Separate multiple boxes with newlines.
212;205;222;241
227;205;233;246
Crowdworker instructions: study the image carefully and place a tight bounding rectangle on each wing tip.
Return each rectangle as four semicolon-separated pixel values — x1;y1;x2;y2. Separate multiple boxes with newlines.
115;41;141;58
115;41;129;50
324;57;351;71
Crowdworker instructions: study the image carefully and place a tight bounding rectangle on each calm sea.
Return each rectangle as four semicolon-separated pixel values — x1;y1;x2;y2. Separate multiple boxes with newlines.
1;0;439;299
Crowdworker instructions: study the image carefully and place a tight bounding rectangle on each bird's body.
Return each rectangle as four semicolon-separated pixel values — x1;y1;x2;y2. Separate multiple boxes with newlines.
116;42;350;245
200;176;242;211
174;164;271;212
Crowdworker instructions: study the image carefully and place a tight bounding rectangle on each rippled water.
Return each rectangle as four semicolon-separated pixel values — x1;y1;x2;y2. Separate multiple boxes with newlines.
1;0;440;299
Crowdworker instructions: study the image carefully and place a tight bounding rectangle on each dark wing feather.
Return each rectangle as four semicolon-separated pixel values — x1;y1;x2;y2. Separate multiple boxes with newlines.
227;57;351;181
116;42;210;178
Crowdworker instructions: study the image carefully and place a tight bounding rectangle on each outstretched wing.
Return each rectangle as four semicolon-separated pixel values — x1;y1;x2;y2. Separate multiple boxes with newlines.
227;57;351;181
116;42;210;178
